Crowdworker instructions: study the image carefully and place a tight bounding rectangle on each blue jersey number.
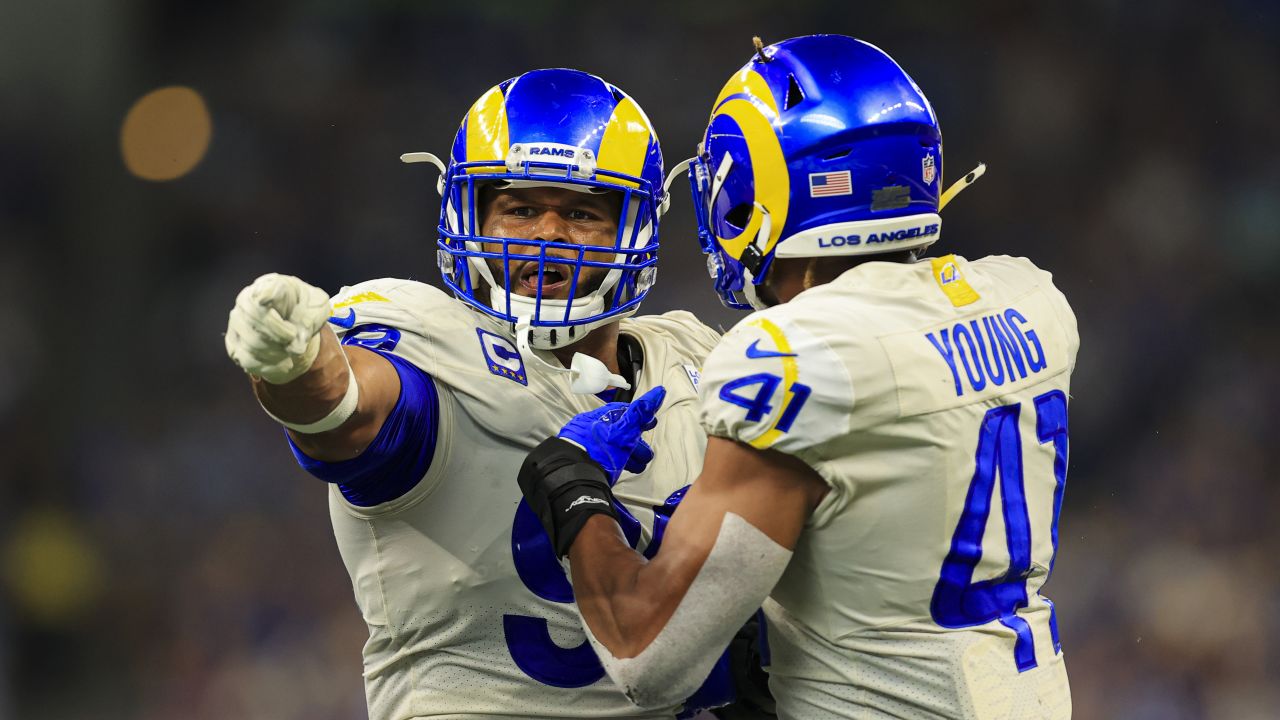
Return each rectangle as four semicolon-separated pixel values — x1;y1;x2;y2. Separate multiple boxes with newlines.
719;372;811;432
503;500;635;687
505;490;735;712
930;390;1068;672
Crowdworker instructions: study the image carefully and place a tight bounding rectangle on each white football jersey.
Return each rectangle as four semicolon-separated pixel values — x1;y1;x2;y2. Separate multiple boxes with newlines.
699;255;1078;719
324;279;719;719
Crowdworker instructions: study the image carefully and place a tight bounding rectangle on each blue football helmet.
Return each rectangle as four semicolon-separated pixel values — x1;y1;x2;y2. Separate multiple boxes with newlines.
404;69;667;349
690;35;949;310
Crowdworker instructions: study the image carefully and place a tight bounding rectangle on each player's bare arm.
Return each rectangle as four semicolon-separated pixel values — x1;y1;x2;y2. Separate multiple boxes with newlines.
254;330;401;461
568;435;827;657
225;273;402;461
518;406;826;707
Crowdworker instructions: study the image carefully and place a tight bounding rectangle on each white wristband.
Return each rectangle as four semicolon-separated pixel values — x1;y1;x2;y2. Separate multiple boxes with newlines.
262;360;361;434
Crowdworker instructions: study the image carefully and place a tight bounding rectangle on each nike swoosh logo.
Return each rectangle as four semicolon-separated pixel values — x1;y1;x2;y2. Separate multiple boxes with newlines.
328;309;356;328
745;339;796;359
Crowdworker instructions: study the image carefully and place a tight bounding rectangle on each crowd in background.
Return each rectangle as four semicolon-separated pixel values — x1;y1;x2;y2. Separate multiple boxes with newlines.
1;1;1277;718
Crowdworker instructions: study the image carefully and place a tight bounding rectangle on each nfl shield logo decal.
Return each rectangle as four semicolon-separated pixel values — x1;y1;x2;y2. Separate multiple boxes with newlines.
922;154;937;185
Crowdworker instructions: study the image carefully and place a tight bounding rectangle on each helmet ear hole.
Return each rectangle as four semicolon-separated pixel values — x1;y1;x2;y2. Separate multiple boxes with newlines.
784;74;806;110
724;203;753;232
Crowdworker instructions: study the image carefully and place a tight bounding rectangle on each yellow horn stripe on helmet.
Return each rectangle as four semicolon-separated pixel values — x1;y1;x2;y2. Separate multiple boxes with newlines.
464;84;509;173
714;97;790;261
711;68;780;119
596;96;654;190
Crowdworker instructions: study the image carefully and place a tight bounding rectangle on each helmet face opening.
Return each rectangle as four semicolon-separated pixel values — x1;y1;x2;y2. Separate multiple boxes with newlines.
437;160;660;330
433;68;666;348
690;35;945;310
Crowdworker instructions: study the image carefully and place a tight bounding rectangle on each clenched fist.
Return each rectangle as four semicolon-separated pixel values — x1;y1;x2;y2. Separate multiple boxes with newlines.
225;273;333;384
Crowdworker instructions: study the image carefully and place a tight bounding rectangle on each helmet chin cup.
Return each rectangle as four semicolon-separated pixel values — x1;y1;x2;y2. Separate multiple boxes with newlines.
495;290;615;350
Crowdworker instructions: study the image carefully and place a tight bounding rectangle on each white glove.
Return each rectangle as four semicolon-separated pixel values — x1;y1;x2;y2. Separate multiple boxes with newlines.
225;273;333;384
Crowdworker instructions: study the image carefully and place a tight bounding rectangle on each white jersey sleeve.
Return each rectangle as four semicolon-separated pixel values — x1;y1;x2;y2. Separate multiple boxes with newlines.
328;278;450;374
698;311;857;493
312;278;467;510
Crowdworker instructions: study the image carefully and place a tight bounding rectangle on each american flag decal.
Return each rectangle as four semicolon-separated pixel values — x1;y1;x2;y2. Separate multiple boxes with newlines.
809;170;852;197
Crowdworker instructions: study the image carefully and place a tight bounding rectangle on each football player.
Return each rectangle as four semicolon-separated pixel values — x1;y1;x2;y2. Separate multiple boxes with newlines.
224;69;732;718
518;36;1078;719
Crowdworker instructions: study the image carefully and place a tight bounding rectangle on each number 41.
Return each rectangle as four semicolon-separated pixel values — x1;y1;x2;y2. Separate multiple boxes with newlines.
718;372;811;433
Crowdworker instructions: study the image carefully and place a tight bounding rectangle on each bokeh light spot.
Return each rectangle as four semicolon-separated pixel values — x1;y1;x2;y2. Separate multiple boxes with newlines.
2;508;104;626
120;85;212;181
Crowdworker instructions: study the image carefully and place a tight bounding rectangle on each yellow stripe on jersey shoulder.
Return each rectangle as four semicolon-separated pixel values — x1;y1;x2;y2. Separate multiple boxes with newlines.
931;255;980;307
746;317;799;450
333;291;391;310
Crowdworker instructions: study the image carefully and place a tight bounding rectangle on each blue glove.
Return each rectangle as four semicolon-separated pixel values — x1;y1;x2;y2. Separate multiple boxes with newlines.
557;386;667;482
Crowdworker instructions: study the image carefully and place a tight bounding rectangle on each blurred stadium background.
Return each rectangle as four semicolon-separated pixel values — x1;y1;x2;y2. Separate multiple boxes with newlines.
1;1;1277;718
